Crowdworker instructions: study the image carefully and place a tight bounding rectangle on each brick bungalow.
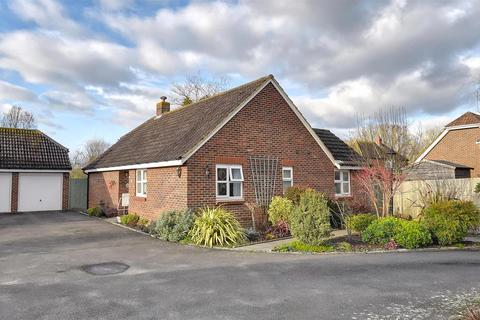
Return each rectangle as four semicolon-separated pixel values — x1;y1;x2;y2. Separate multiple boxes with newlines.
413;111;480;179
84;75;364;226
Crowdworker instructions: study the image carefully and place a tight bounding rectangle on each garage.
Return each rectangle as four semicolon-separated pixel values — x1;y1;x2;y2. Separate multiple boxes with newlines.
0;173;11;213
0;127;71;213
18;173;63;212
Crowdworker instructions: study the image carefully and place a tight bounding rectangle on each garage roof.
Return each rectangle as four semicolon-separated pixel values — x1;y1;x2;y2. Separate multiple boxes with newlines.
0;128;71;170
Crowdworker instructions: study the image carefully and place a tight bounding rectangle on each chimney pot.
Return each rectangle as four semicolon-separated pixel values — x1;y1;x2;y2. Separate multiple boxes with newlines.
156;96;170;116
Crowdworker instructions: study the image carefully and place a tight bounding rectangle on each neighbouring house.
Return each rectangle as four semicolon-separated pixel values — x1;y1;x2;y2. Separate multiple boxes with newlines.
0;128;71;213
351;137;408;168
414;111;480;179
84;75;365;226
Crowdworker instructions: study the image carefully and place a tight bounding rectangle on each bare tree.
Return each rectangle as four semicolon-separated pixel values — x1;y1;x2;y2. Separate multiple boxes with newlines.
71;138;111;168
171;74;228;106
1;106;37;129
350;106;442;164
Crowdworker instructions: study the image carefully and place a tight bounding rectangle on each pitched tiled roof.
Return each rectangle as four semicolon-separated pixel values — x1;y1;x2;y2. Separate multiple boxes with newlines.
85;75;272;170
446;112;480;127
313;129;361;166
0;127;71;170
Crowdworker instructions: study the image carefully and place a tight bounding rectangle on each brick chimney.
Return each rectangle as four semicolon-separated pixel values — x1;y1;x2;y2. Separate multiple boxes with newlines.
156;96;170;116
375;136;383;145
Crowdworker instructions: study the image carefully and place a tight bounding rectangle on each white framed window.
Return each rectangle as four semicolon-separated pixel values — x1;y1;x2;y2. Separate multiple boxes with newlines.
136;169;147;197
282;167;293;193
216;165;244;200
334;170;350;196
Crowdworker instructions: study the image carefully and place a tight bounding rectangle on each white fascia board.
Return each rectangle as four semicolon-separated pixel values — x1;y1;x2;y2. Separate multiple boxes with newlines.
180;79;273;163
415;123;480;163
415;129;449;163
0;169;70;173
180;77;341;169
84;160;183;173
269;78;341;169
338;166;363;170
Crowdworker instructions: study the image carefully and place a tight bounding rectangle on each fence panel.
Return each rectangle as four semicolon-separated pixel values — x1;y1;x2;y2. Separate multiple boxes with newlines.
394;177;480;218
69;178;87;210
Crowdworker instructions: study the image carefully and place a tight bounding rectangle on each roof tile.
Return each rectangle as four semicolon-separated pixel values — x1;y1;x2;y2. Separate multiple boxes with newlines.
0;128;71;170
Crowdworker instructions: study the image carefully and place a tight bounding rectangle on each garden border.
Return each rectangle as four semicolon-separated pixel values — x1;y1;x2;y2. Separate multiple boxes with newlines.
76;210;480;256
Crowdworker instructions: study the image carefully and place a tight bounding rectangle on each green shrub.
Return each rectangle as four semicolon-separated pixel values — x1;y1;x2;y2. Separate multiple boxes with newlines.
290;190;331;245
337;241;353;252
268;196;294;225
120;213;140;227
284;186;312;205
188;207;246;247
422;200;480;245
394;220;432;249
274;240;334;253
362;217;403;245
137;217;150;232
347;214;377;233
152;209;195;242
87;206;103;217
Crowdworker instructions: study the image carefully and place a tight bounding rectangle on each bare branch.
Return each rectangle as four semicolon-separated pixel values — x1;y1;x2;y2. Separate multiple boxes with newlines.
170;73;229;106
1;105;37;129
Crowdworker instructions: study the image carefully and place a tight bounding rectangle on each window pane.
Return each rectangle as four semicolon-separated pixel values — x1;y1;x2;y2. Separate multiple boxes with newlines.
283;181;292;192
217;168;227;181
217;183;227;196
137;170;142;181
143;182;147;195
342;171;348;182
143;170;147;181
230;182;241;197
283;169;291;179
335;182;341;194
343;182;349;194
136;182;142;193
334;171;340;180
231;168;242;180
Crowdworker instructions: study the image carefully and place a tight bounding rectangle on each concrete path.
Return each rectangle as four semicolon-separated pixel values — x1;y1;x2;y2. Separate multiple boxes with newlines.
237;229;350;252
1;211;479;320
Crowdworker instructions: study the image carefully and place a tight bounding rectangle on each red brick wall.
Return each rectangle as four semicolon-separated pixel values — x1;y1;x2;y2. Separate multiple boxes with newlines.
62;173;69;210
127;166;188;221
88;171;121;210
10;173;18;213
425;127;480;177
186;83;343;226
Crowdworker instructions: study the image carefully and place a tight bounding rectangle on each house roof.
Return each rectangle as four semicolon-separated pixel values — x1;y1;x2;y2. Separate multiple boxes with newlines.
312;129;361;166
446;112;480;127
84;75;274;170
354;141;398;160
0;127;71;170
427;159;472;169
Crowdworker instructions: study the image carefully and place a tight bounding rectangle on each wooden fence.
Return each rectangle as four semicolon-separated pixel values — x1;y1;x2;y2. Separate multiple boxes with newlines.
393;177;480;218
69;178;87;210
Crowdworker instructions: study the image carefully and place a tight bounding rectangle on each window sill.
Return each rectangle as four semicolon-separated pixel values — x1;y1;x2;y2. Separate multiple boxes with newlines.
132;196;147;202
216;198;245;205
335;194;352;199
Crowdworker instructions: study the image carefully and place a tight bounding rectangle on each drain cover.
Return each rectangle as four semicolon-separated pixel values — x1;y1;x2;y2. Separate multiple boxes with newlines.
80;262;129;275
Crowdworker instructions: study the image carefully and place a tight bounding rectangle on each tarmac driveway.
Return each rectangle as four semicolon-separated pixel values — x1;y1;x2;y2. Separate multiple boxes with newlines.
1;211;480;320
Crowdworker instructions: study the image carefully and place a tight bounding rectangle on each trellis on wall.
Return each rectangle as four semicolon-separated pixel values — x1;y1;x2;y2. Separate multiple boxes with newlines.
248;155;279;211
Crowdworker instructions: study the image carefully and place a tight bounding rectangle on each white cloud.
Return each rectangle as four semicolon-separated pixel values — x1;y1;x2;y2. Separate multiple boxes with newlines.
8;0;82;34
0;80;36;101
0;31;135;88
2;0;480;133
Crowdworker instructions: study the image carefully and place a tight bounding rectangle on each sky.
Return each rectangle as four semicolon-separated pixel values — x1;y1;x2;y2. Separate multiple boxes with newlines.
0;0;480;153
